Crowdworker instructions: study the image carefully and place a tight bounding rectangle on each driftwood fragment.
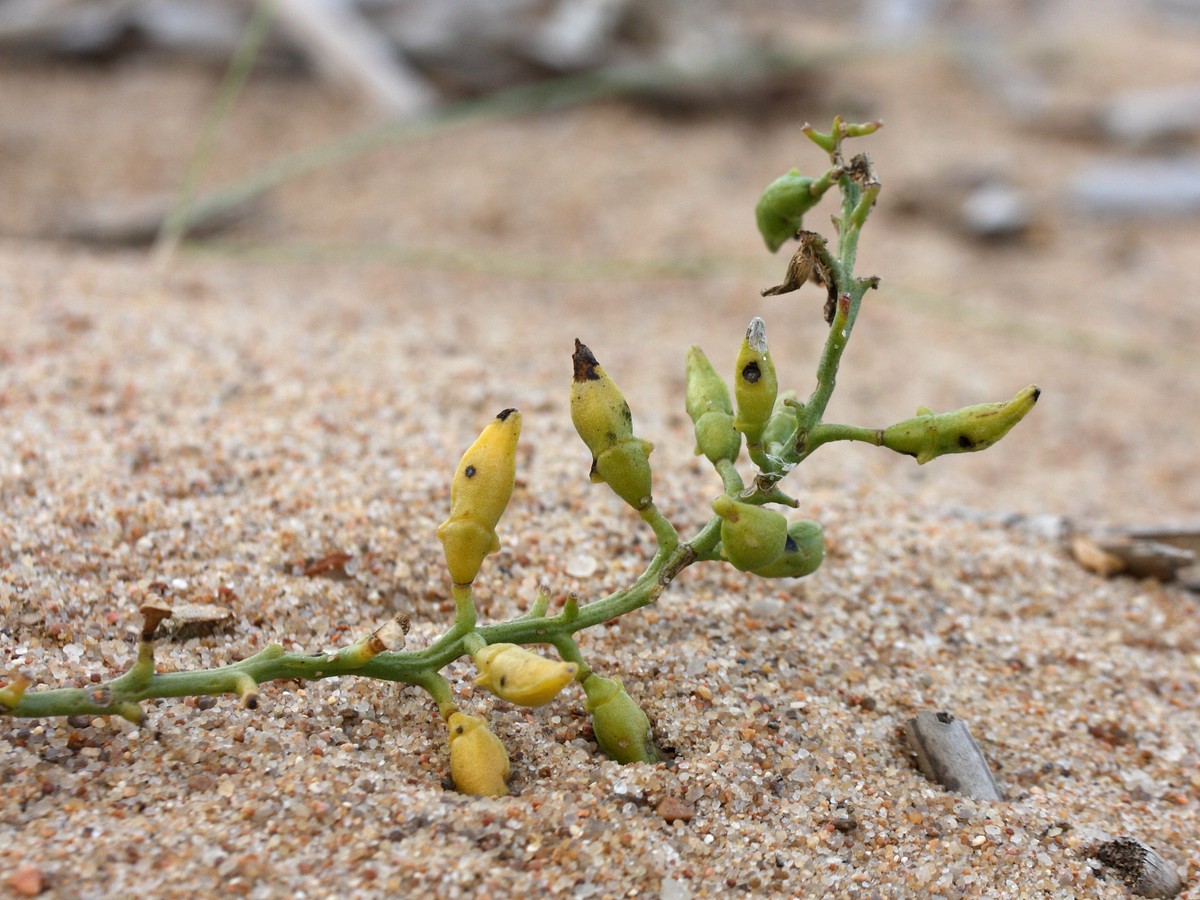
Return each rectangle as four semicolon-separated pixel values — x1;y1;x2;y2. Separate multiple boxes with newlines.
1095;837;1183;899
160;603;235;640
1070;533;1195;582
56;191;258;246
273;0;436;118
905;710;1004;801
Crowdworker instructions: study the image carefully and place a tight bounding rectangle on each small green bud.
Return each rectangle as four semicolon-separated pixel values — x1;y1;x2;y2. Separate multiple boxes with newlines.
712;494;789;572
756;170;820;252
693;411;741;465
583;675;658;764
592;438;654;511
733;318;778;447
760;391;801;454
751;519;825;578
685;345;741;464
685;345;733;420
882;385;1040;465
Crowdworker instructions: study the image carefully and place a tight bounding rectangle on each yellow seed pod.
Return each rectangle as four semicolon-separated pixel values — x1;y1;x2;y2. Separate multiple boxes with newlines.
473;643;579;708
751;519;825;578
882;386;1040;465
732;318;778;446
446;711;511;797
436;408;521;585
583;675;658;764
713;494;789;572
570;340;635;458
571;340;654;510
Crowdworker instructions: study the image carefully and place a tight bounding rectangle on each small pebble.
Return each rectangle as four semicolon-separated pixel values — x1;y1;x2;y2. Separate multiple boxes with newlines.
6;863;44;897
656;797;694;824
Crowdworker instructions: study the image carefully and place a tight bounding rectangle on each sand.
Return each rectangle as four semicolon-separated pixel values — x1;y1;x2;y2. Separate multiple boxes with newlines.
2;14;1199;899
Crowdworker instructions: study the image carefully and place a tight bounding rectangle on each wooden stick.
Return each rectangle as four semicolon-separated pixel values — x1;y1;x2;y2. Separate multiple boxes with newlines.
905;710;1004;801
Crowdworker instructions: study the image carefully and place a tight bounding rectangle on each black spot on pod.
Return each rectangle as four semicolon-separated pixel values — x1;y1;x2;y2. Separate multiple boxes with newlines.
496;408;517;421
742;362;762;384
573;339;601;382
957;435;975;449
465;465;477;478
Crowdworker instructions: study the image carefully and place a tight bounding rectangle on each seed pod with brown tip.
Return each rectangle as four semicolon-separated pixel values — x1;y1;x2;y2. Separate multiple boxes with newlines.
570;340;654;510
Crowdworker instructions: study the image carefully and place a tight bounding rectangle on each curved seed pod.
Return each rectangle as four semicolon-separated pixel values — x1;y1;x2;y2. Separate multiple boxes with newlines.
733;318;778;447
583;675;659;764
473;643;579;708
882;386;1040;465
756;170;819;252
447;712;511;797
752;519;825;578
571;340;654;510
761;391;801;455
712;494;789;572
436;408;522;585
685;345;741;464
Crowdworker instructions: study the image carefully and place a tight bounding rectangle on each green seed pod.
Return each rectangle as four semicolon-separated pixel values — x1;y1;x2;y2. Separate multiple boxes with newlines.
685;345;733;420
583;675;659;765
732;318;778;447
692;411;741;465
447;711;511;797
760;391;801;455
571;340;654;510
592;438;655;511
436;409;521;585
685;345;741;464
712;494;789;572
756;170;819;252
882;385;1040;465
752;519;825;578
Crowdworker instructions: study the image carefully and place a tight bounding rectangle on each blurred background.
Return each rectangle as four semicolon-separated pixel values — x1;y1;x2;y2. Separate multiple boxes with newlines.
1;0;1198;529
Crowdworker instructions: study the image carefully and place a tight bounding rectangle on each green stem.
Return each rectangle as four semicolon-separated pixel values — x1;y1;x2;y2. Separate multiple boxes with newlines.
451;583;477;631
2;513;719;721
805;422;884;454
412;671;456;719
547;635;591;682
638;503;680;553
715;458;744;495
